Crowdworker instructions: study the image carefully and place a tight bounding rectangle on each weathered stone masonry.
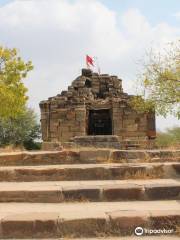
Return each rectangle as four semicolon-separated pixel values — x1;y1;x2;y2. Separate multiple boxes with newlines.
39;69;156;143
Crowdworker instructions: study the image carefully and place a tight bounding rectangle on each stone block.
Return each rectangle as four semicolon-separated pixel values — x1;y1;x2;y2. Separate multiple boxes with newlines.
110;165;146;179
50;124;58;132
173;163;180;174
41;142;63;151
41;113;48;120
150;210;180;230
58;112;67;119
145;184;180;200
103;185;143;200
108;211;148;234
34;219;57;237
1;219;34;238
69;126;80;132
75;114;85;121
51;112;59;119
61;131;72;136
60;126;70;132
62;187;100;201
111;150;147;161
66;111;76;120
148;150;174;159
113;120;123;128
60;218;106;237
79;149;110;162
0;153;24;166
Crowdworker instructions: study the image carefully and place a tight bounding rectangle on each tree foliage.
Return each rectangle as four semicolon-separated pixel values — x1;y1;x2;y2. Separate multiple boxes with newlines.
0;47;33;119
0;108;41;150
131;40;180;118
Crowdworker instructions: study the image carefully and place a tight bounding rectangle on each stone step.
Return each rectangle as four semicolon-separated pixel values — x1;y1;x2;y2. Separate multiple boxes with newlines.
0;201;179;238
69;135;121;149
11;237;180;240
0;179;180;202
0;149;179;166
0;162;179;182
0;150;80;166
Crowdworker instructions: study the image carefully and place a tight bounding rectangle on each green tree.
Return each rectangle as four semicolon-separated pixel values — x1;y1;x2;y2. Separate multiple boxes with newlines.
0;47;33;119
0;108;41;150
131;40;180;118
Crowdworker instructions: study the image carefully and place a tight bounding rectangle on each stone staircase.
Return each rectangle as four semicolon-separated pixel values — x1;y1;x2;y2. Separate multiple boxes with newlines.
0;149;179;239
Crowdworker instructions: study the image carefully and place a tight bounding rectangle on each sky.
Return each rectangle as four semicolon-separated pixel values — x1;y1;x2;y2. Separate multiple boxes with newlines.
0;0;179;131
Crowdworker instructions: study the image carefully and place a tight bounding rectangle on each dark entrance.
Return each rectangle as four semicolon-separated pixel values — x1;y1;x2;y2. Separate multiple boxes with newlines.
88;109;112;135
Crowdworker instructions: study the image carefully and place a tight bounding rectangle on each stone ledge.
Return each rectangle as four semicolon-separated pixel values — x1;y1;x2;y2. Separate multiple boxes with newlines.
0;149;179;166
0;162;179;181
0;179;179;202
0;201;179;238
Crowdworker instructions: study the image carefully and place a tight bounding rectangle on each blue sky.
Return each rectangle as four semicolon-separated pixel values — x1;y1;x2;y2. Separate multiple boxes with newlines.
0;0;11;6
100;0;180;25
0;0;179;130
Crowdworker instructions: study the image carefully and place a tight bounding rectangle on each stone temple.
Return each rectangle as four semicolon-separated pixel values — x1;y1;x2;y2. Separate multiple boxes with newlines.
40;69;156;147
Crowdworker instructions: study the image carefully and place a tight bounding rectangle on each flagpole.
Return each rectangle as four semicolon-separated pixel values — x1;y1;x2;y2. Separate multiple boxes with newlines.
97;57;101;74
94;56;101;74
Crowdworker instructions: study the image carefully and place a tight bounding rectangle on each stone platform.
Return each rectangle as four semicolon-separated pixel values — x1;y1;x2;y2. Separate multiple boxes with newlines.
42;136;155;151
0;201;180;238
70;135;121;149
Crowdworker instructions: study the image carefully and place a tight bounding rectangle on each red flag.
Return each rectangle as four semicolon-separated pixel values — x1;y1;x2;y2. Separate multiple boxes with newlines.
86;55;94;67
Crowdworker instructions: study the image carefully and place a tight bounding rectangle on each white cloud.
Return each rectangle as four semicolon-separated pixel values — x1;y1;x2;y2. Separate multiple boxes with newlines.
0;0;179;130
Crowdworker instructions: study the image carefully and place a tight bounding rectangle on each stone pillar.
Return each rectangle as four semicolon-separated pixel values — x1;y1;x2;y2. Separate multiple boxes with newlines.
112;102;123;137
39;102;49;141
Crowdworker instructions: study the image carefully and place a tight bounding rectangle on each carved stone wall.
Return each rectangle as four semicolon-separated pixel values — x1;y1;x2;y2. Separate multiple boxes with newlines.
39;69;156;142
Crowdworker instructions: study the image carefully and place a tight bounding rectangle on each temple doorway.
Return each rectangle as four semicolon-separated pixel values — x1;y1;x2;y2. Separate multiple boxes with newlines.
88;109;112;135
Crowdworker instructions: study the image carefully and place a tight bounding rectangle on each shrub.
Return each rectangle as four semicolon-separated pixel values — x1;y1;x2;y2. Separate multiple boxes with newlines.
0;108;41;150
156;126;180;148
